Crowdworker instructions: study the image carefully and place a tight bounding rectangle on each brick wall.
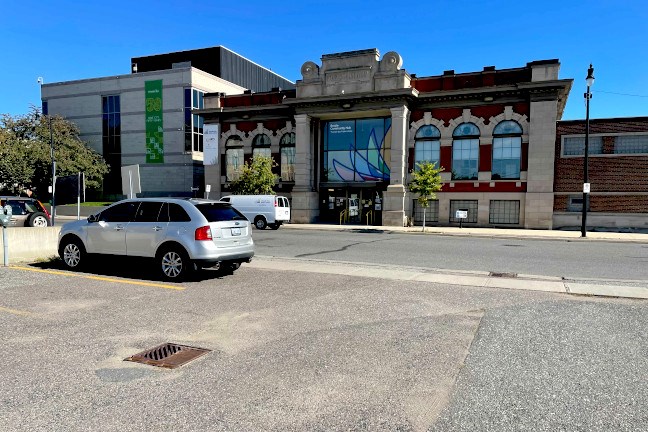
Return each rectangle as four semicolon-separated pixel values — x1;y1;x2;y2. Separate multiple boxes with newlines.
555;118;648;213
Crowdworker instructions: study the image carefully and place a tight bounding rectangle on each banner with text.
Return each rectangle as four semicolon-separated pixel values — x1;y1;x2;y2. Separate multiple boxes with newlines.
145;80;164;163
203;124;219;165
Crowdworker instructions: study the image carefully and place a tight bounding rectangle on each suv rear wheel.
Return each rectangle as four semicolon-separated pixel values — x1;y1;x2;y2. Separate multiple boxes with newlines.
59;237;86;270
27;212;49;227
157;246;192;281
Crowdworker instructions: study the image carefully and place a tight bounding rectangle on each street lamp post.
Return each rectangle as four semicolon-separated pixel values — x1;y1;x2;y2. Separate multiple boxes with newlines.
38;77;56;226
581;64;595;238
49;117;56;227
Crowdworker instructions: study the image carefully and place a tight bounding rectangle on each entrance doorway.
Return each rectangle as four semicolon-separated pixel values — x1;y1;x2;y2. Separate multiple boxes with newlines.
319;187;383;225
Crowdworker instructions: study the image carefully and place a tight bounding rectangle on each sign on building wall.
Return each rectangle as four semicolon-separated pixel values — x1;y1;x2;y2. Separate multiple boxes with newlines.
203;124;219;165
145;80;164;163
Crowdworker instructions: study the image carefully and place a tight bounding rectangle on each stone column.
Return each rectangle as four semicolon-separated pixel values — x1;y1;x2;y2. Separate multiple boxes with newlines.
383;105;409;226
525;99;558;229
292;114;319;223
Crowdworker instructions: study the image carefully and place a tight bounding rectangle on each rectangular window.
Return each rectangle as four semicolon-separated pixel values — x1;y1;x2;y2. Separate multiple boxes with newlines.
280;146;296;181
489;200;520;224
567;195;590;212
562;136;603;156
412;199;439;224
452;139;479;180
614;135;648;154
449;200;478;223
42;100;48;115
226;148;244;181
102;95;121;195
492;137;521;179
184;88;205;153
414;141;440;168
323;118;391;182
253;147;272;158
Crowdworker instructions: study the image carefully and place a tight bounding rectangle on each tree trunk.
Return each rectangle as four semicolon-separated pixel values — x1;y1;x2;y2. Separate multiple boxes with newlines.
422;207;426;232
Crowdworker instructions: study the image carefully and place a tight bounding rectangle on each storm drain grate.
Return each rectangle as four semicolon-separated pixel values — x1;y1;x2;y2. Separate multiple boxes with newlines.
489;271;518;278
124;343;211;369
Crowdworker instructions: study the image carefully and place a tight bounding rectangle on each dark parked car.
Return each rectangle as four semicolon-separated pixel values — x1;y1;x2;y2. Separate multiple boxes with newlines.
0;197;51;227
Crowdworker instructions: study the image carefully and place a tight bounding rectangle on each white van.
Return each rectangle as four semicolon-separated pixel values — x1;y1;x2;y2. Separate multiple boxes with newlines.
219;195;290;230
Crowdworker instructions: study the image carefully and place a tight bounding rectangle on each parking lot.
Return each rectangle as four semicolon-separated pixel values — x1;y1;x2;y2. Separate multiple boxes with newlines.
1;255;646;431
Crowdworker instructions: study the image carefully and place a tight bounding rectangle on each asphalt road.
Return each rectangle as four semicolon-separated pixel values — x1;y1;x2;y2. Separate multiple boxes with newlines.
1;254;646;431
253;228;648;282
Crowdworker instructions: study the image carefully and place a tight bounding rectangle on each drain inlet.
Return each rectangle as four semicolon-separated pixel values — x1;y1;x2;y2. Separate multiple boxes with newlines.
489;271;518;278
125;343;211;369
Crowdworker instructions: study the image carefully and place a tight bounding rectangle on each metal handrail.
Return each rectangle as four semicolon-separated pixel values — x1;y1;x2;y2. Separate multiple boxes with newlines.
365;210;373;226
339;209;348;225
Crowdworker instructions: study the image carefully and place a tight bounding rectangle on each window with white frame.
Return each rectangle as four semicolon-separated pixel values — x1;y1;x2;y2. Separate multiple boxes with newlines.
614;135;648;154
280;132;295;181
184;88;204;152
562;136;603;156
452;123;480;180
414;125;441;169
252;134;271;158
492;121;522;179
225;136;244;181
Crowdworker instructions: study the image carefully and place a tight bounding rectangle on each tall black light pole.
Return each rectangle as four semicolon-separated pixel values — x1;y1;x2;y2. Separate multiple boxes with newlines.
50;116;56;227
581;64;595;237
39;77;56;227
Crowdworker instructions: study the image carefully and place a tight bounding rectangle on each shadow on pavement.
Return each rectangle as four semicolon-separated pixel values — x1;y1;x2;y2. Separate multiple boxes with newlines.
29;256;235;283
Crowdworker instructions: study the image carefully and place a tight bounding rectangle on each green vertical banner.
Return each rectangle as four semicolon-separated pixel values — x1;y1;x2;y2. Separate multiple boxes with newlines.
145;80;164;163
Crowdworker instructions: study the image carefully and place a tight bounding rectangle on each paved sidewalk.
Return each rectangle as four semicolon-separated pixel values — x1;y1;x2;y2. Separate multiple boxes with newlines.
282;222;648;243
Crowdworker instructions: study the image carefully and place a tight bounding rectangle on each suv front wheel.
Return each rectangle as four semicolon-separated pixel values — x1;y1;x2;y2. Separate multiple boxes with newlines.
59;237;86;270
157;246;192;281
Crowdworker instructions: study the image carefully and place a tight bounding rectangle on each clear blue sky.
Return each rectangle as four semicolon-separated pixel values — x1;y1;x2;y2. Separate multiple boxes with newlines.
2;0;646;120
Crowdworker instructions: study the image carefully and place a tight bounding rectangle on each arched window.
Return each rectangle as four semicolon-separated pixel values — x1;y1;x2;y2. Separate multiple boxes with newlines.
280;132;295;181
492;120;522;179
225;136;244;181
252;133;271;158
452;123;480;180
414;125;441;169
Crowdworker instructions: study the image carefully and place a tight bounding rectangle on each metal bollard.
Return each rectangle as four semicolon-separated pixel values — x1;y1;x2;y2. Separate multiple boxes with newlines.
2;225;8;266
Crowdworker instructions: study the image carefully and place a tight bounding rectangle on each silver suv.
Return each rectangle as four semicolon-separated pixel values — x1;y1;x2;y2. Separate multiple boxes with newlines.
58;198;254;281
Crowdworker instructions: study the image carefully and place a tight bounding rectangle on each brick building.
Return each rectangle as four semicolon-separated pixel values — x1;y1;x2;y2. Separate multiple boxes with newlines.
554;117;648;230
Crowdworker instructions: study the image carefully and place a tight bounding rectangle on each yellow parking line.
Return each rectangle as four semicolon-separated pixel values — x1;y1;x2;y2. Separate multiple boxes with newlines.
0;305;32;317
10;266;184;291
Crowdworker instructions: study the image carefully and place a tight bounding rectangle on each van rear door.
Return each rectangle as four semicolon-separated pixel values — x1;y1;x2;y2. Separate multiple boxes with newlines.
275;196;290;222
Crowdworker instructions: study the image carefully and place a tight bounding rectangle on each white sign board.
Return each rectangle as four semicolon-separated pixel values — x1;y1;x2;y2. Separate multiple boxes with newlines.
203;124;219;166
583;183;591;193
455;210;468;219
121;164;142;198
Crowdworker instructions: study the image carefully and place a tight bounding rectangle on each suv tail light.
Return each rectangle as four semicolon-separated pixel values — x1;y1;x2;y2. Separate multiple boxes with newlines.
37;200;51;218
274;199;277;207
195;226;212;241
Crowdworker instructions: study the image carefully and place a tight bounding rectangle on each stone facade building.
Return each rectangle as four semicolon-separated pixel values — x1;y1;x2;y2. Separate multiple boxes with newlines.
200;49;572;228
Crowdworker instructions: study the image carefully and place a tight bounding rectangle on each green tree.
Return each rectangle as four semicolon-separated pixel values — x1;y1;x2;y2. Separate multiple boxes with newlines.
408;161;444;231
0;108;109;197
230;154;278;195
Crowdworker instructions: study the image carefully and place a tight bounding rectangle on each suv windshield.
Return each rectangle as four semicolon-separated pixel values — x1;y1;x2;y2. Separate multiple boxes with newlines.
195;203;247;222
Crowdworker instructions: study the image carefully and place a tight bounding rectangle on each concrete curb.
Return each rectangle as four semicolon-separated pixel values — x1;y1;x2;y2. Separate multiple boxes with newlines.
249;256;648;300
281;223;648;243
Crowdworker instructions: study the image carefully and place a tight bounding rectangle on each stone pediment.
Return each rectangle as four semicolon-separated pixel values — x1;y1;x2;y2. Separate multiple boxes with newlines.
296;49;410;98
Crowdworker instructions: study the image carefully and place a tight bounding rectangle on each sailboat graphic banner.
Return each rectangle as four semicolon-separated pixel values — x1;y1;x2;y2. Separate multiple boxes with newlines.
324;118;392;182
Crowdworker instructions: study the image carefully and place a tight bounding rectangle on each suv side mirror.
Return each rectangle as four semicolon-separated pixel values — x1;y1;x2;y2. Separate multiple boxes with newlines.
87;214;99;223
